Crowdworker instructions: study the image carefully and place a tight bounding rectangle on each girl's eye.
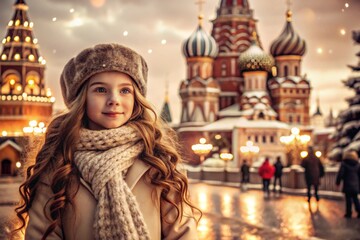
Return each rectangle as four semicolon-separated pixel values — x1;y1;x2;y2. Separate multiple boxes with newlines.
95;87;106;93
120;88;132;94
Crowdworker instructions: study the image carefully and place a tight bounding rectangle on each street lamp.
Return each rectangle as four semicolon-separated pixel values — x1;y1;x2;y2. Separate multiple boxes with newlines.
280;127;311;166
220;151;233;182
191;138;213;180
240;141;260;166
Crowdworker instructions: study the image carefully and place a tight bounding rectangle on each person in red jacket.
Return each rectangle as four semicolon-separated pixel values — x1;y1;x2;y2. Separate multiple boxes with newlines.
259;158;275;197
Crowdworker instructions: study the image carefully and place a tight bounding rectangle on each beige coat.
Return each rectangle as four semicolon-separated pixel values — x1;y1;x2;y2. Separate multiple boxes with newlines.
25;160;198;239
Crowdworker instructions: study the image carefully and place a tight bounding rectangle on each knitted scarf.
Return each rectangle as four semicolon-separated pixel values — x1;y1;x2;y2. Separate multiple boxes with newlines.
74;125;150;240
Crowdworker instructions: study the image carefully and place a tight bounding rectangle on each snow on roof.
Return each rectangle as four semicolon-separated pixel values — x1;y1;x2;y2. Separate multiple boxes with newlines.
235;119;289;129
201;117;241;131
243;91;268;99
312;127;335;135
218;103;241;117
0;140;22;152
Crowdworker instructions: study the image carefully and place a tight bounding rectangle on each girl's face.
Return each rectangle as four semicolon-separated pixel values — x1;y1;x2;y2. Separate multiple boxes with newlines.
86;71;135;130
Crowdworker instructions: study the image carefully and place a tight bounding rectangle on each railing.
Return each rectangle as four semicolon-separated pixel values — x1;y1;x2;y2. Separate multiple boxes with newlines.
186;165;342;193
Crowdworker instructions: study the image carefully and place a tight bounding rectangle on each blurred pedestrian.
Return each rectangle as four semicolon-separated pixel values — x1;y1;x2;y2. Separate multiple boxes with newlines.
336;150;360;218
273;157;284;193
258;158;275;197
301;146;325;203
241;159;250;191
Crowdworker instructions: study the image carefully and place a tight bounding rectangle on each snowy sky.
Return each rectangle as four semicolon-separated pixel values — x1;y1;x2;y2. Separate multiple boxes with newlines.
0;0;359;123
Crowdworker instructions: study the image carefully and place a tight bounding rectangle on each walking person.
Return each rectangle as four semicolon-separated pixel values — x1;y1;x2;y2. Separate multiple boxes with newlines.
258;158;275;197
273;157;284;193
13;44;199;239
301;145;325;203
240;159;250;191
336;150;360;218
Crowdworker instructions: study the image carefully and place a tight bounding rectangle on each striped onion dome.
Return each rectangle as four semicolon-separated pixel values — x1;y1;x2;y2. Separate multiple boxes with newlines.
239;40;274;73
270;11;306;57
182;24;218;58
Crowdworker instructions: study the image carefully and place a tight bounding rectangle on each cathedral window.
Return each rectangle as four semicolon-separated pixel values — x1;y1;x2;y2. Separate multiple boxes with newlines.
284;66;288;76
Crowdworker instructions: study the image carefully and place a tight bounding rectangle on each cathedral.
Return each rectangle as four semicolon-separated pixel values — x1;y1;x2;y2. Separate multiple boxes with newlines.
0;0;54;176
176;0;314;166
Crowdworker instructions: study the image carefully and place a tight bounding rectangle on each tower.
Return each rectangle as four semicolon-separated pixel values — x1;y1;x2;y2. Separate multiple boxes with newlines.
160;82;172;123
179;5;220;126
0;0;54;134
238;33;276;120
268;7;311;126
211;0;261;110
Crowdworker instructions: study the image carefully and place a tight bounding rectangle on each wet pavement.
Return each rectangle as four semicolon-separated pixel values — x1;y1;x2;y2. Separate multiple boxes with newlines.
1;178;360;239
189;183;360;240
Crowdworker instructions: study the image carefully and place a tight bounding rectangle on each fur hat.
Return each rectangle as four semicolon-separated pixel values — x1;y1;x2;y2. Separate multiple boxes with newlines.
343;150;359;161
60;43;148;107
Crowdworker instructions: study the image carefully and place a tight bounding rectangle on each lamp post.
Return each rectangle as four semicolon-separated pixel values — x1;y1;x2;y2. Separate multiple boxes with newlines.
240;141;260;166
191;138;213;180
280;127;311;166
220;151;233;182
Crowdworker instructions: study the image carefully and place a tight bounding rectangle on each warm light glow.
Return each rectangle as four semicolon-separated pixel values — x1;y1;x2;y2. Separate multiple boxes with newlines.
24;21;29;27
14;36;20;42
1;131;8;136
16;85;22;91
1;54;7;60
291;127;300;135
14;53;20;60
2;38;6;44
15;20;20;26
123;31;128;36
340;29;346;35
272;66;277;76
52;17;57;22
28;79;35;87
33;38;38;44
70;8;75;13
161;39;167;45
28;54;35;61
12;95;17;100
215;134;222;140
46;88;52;97
9;79;15;85
30;22;34;28
345;3;349;8
148;49;153;54
7;36;10;42
300;151;308;158
199;138;206;144
50;97;56;102
16;161;21;168
6;95;11;100
316;48;323;54
41;59;47;65
90;0;106;8
220;153;233;161
315;151;322;158
29;120;37;127
22;92;28;98
25;36;31;42
8;20;13;26
240;141;260;153
38;122;45;128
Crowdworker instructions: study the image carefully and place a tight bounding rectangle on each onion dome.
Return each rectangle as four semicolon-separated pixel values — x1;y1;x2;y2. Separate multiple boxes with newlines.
239;35;274;73
182;16;218;58
270;10;306;57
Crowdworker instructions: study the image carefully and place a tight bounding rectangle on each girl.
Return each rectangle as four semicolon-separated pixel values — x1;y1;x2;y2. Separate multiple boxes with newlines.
14;43;200;239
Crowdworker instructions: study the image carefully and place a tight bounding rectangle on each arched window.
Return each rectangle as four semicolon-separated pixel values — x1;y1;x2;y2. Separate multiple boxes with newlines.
1;159;12;175
258;112;265;119
284;66;289;76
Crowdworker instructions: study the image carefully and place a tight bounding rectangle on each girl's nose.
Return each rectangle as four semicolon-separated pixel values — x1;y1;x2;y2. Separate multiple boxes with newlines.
107;93;120;106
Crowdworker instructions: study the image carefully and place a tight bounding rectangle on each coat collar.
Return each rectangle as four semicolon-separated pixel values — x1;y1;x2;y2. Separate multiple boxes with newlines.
125;159;151;190
80;159;150;194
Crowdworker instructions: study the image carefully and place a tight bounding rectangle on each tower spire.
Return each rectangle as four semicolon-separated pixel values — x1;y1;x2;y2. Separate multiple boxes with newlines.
286;0;292;22
195;0;205;26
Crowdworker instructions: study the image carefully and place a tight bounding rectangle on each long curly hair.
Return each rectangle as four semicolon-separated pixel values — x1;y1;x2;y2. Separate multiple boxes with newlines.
13;79;201;239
